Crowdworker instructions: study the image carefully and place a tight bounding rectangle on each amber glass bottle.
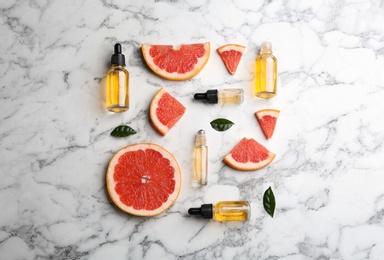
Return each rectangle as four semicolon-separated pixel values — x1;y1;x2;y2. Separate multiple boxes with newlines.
106;43;129;112
188;201;250;221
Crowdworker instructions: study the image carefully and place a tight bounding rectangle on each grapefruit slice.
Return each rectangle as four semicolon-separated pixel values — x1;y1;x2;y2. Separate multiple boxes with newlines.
106;143;182;216
217;44;246;75
142;42;210;81
255;109;280;139
150;88;186;136
223;138;275;171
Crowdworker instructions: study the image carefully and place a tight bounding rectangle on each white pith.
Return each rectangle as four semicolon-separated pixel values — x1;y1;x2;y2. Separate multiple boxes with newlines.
217;44;246;54
256;109;280;119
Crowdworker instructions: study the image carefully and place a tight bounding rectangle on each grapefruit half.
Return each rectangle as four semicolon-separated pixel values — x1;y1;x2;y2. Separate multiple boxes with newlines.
150;88;186;136
223;138;275;171
142;42;210;81
255;109;280;139
217;44;246;75
106;143;182;217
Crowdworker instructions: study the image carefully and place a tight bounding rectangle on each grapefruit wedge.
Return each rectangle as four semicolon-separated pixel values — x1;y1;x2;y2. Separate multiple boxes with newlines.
150;88;186;136
255;109;280;139
106;143;182;217
217;44;246;75
142;42;210;81
223;138;275;171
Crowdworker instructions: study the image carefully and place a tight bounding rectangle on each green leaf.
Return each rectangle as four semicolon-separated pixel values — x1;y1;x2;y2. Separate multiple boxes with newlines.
210;118;234;132
263;186;276;218
110;125;137;137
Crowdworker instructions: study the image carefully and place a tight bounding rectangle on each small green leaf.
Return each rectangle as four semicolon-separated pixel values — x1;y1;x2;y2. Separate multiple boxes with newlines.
210;118;234;132
110;125;137;137
263;186;276;218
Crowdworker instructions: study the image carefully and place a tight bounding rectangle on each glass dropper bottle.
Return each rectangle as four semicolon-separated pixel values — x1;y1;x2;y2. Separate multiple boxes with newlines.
194;89;244;104
106;43;129;112
188;201;251;221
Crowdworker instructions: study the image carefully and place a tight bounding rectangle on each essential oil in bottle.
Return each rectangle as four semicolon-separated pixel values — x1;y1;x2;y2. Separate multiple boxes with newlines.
193;129;208;186
106;43;129;112
194;89;244;104
188;201;250;221
255;42;277;98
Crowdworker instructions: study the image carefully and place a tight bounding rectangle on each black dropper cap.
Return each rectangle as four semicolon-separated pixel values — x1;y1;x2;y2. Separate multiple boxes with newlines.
194;89;218;104
111;43;126;66
188;204;213;218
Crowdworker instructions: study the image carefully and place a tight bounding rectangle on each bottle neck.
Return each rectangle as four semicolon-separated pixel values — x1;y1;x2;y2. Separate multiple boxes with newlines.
111;64;125;68
260;49;272;55
260;42;272;55
195;130;206;146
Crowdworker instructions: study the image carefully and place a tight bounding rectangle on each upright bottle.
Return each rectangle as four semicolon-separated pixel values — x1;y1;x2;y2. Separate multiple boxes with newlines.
188;201;251;221
193;129;208;186
107;43;129;112
255;42;277;98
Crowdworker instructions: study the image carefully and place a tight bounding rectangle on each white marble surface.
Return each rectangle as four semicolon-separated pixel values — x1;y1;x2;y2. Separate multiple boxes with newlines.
1;0;384;259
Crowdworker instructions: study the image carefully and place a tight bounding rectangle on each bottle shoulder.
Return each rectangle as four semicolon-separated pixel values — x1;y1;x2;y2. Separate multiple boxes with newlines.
256;53;277;62
108;65;129;74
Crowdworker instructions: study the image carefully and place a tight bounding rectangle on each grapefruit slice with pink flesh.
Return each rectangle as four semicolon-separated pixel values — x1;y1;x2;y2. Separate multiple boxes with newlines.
150;88;186;136
255;109;280;139
223;138;275;171
142;43;210;81
217;44;246;75
106;143;182;217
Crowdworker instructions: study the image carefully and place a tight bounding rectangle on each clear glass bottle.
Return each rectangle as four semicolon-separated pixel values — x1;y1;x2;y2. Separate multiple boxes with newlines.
107;43;129;112
188;201;250;221
194;89;244;104
193;129;208;186
255;42;277;98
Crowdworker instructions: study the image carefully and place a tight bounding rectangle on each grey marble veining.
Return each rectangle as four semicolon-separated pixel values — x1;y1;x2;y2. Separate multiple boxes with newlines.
1;0;384;259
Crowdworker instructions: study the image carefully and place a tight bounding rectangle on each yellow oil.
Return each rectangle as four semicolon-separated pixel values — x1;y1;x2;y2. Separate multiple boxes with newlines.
255;42;277;98
218;89;244;104
107;64;129;112
193;130;208;186
213;201;250;221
